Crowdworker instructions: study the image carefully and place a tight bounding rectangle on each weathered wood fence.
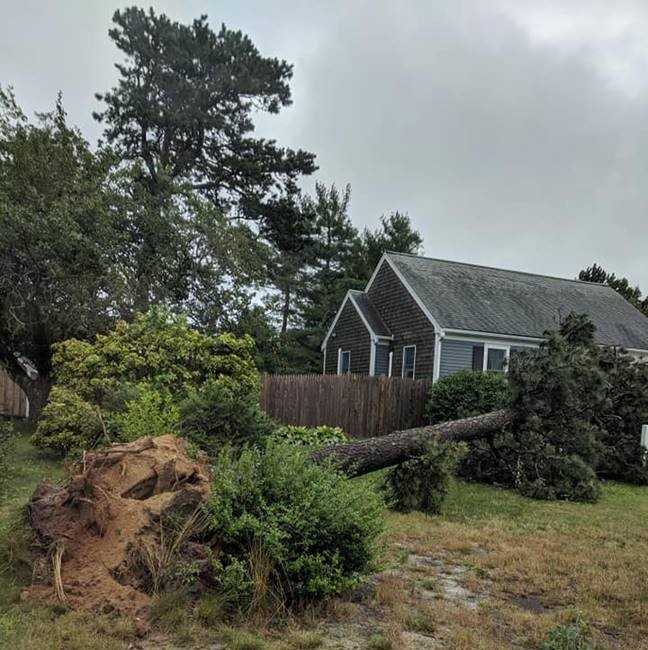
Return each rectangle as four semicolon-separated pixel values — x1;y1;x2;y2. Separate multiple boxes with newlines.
0;368;28;418
261;374;432;438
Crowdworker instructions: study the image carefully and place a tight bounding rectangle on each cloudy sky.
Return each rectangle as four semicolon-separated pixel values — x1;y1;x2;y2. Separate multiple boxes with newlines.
2;1;648;286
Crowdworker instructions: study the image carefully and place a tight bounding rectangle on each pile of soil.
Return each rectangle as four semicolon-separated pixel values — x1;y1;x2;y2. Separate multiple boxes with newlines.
23;435;210;633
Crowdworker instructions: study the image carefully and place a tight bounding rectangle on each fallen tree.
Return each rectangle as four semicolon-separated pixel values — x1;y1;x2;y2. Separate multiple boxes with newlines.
312;409;512;477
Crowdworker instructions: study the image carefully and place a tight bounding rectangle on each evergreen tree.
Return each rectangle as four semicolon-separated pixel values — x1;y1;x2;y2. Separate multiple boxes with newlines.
363;211;423;274
579;263;648;316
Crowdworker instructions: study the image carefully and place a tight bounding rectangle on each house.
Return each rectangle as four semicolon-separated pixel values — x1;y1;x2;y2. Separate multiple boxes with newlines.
321;252;648;381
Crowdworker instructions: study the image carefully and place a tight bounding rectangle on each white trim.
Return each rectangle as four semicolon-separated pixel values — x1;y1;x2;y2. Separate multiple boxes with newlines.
433;332;443;383
337;349;351;375
443;333;539;348
369;341;376;376
321;290;392;351
444;328;544;343
402;344;417;379
388;351;393;377
365;254;444;334
483;343;509;373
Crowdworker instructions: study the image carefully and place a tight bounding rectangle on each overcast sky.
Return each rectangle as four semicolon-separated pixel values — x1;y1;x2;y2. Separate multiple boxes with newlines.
2;1;648;287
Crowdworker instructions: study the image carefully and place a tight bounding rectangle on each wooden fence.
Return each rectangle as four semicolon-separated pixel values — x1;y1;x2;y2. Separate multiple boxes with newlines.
0;369;28;418
261;374;432;438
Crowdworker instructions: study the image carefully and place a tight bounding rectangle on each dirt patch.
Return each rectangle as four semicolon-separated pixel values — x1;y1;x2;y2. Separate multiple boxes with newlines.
22;435;210;633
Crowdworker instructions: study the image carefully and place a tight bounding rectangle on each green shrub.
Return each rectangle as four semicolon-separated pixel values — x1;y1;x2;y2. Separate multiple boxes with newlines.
271;424;348;448
383;441;467;514
112;384;180;442
35;309;261;456
32;387;104;456
204;441;384;609
179;378;274;455
425;370;511;425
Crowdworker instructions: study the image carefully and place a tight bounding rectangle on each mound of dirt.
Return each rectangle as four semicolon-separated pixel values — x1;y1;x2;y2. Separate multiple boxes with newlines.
23;435;210;633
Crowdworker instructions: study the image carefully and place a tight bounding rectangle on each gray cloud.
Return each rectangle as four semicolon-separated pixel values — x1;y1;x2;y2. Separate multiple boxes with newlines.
2;1;648;287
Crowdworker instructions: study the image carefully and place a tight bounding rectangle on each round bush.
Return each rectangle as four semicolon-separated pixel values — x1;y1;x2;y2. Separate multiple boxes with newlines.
426;370;511;424
204;440;384;609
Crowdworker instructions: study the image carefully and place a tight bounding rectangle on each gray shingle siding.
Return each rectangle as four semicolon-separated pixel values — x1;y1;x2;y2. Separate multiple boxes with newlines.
439;339;474;378
367;263;435;378
324;301;371;374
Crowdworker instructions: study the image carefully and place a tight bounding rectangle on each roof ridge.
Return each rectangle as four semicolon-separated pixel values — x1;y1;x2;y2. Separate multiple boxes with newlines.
385;251;613;288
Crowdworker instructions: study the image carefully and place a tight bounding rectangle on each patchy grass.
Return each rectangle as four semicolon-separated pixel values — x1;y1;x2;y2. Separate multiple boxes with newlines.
2;430;648;649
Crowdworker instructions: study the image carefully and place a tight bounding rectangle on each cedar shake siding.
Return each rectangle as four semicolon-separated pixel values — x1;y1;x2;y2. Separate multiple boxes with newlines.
324;301;371;374
367;262;435;378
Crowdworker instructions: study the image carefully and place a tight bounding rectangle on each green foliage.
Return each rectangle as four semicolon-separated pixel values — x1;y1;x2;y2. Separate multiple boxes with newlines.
541;615;591;650
383;441;467;514
204;441;384;608
32;387;104;456
0;87;120;413
179;377;273;455
113;384;180;442
96;7;315;214
426;370;511;424
34;310;262;455
271;424;348;448
595;347;648;484
579;262;648;317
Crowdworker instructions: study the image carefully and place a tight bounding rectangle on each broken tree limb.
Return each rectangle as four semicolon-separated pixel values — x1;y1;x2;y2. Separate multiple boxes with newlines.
311;409;513;477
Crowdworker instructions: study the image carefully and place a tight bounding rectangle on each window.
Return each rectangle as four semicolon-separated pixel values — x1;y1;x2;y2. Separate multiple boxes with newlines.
485;346;508;373
338;350;351;375
402;345;416;378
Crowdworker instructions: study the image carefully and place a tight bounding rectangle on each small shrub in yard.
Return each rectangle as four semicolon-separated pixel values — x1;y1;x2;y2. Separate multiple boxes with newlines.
425;370;511;424
204;440;384;611
271;424;348;448
180;377;275;455
541;615;591;650
112;384;180;442
383;440;467;514
32;387;105;456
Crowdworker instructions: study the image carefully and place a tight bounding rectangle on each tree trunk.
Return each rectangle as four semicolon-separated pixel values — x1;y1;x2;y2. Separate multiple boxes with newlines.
16;373;52;423
311;409;512;477
281;285;291;335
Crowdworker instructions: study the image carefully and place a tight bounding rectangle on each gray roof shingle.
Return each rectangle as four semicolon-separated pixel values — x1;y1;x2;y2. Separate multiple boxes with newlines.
349;290;392;338
385;252;648;350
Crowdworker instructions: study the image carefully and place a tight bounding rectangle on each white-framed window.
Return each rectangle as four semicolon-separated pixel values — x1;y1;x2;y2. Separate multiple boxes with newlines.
484;344;509;373
338;349;351;375
402;345;416;379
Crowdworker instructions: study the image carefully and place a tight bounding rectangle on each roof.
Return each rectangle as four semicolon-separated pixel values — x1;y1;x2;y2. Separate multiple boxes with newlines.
381;252;648;350
348;290;392;338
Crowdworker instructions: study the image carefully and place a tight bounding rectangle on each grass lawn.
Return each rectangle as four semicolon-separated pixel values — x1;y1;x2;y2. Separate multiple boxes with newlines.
2;429;648;649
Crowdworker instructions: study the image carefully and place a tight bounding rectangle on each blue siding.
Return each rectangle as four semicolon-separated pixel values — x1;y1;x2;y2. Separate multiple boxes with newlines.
374;343;390;376
439;339;475;378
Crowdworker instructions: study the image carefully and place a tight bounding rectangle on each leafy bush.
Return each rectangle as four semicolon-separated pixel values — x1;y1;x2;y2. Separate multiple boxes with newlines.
113;384;181;442
34;310;262;455
383;440;467;514
204;441;384;609
32;387;104;456
426;370;511;424
179;378;274;455
271;424;348;448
